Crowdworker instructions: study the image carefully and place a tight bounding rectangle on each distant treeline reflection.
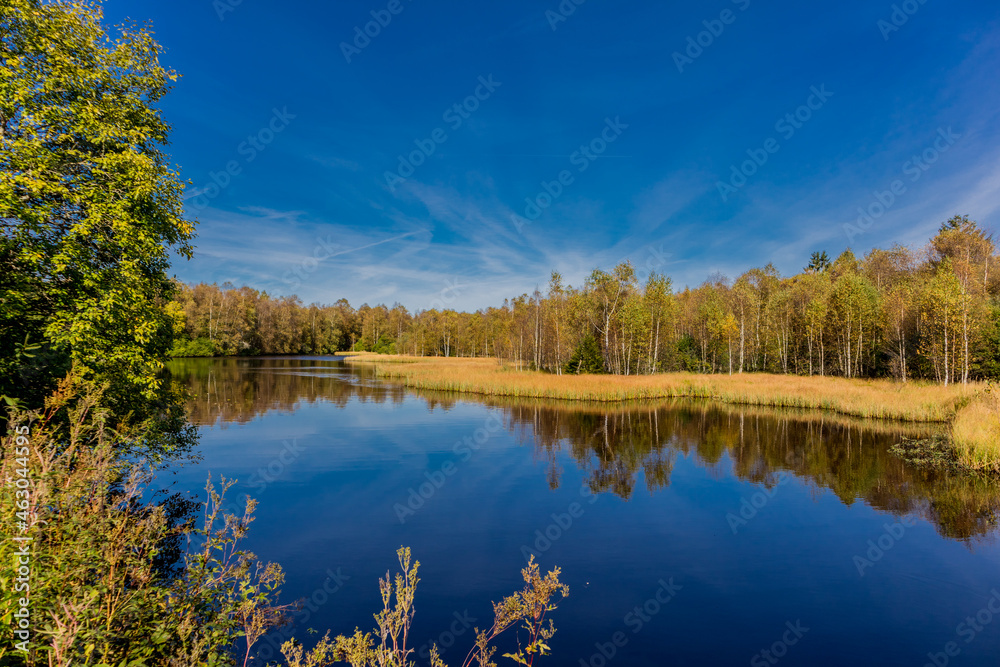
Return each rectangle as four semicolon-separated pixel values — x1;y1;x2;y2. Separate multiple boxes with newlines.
168;357;408;424
168;358;998;542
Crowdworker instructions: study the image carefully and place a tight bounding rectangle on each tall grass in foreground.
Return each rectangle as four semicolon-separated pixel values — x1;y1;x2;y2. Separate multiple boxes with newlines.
344;354;979;423
2;376;570;665
952;387;1000;472
0;381;289;665
283;549;568;667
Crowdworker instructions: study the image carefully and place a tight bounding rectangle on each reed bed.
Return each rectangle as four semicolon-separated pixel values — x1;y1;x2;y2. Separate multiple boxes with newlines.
421;390;945;439
952;390;1000;472
343;354;979;423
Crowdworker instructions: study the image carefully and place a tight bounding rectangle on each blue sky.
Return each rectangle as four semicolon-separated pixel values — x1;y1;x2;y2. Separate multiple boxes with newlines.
109;0;1000;311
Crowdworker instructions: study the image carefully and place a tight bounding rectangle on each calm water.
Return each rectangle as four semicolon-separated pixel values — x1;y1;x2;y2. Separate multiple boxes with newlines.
165;357;1000;666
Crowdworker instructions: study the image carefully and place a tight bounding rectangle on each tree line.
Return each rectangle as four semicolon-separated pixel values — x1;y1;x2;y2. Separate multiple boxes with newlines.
171;216;1000;385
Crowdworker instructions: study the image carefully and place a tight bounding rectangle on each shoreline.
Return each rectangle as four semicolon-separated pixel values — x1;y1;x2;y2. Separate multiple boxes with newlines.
341;352;975;423
341;353;999;473
170;352;999;471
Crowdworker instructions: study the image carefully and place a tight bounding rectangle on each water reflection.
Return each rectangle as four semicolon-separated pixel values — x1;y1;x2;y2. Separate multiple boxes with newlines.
168;356;407;424
167;357;999;543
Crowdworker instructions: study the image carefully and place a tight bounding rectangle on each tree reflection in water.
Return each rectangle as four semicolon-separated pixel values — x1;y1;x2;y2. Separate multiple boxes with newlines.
168;357;999;543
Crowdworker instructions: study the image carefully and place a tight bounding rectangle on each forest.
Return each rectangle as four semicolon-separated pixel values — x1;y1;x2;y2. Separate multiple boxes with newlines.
171;215;1000;385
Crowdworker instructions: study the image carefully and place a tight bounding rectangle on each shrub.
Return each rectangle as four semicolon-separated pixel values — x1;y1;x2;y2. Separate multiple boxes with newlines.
170;337;218;358
372;337;397;355
0;379;290;665
1;378;569;666
282;549;568;667
976;306;1000;381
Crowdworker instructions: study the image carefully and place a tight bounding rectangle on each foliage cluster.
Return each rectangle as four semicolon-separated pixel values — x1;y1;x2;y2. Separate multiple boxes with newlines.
0;380;292;665
1;380;569;665
563;335;604;375
0;0;196;453
282;549;568;667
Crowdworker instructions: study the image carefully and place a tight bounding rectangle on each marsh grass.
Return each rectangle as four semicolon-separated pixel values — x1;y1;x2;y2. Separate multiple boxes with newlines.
951;386;1000;472
345;354;979;423
408;388;944;440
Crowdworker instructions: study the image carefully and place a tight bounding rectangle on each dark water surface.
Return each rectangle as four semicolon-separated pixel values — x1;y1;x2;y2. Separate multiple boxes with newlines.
165;357;1000;666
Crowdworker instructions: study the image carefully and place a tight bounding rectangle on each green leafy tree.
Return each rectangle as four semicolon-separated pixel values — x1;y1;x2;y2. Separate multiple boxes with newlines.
918;260;965;386
615;291;649;375
828;273;881;378
643;272;675;373
1;0;195;448
830;249;860;279
977;305;1000;380
585;262;637;372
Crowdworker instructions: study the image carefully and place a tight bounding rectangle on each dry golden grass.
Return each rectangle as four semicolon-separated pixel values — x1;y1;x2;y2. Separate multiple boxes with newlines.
952;389;1000;471
422;390;944;439
343;353;980;423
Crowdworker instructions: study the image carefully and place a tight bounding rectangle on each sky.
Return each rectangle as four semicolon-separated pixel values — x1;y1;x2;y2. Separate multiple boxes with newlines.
107;0;1000;312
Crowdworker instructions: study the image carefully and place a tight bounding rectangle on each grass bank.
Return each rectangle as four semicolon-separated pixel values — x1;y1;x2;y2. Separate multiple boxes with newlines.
343;353;1000;472
342;354;976;421
951;389;1000;471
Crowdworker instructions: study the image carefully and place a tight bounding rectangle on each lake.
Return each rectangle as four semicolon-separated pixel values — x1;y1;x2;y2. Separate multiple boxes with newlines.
165;356;1000;666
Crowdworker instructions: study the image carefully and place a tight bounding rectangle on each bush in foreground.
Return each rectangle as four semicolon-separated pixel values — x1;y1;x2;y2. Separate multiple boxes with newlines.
0;379;291;665
282;549;568;667
1;379;568;666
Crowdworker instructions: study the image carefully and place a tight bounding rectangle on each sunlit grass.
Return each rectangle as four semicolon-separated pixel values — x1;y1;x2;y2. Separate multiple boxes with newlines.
344;353;980;423
461;393;945;439
952;389;1000;472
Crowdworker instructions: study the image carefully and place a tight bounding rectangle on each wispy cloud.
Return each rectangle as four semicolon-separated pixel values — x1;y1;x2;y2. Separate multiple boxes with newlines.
154;0;999;312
